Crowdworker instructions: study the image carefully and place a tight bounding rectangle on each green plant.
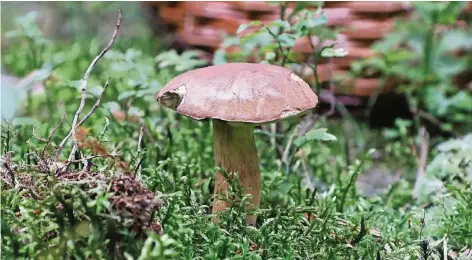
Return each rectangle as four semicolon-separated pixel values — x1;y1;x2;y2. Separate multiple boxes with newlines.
3;11;52;76
352;2;472;133
416;134;472;248
214;2;346;97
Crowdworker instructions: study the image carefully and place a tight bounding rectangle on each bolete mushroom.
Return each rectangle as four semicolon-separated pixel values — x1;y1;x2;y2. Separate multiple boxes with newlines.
156;63;318;225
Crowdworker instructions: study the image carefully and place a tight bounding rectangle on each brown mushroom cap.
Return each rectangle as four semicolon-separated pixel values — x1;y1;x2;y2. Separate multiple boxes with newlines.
156;63;318;124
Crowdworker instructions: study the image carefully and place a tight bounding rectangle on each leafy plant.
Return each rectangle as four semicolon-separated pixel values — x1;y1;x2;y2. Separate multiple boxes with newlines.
214;2;346;96
353;2;472;133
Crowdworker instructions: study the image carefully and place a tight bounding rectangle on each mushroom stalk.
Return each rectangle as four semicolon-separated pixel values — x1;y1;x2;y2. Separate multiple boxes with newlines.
212;119;261;225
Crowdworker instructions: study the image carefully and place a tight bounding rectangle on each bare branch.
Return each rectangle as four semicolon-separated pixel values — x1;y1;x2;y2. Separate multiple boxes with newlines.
25;151;42;165
417;109;460;137
143;125;156;143
77;78;111;128
134;157;145;177
62;79;113;171
57;79;111;158
300;156;314;191
32;126;48;142
135;122;145;176
66;154;118;164
53;9;122;175
137;122;144;154
2;152;15;186
321;59;336;117
41;113;66;158
279;124;301;172
56;9;122;159
414;127;430;196
0;176;13;188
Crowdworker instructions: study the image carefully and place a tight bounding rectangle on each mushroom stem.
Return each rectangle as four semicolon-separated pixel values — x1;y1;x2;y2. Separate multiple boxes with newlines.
212;119;261;226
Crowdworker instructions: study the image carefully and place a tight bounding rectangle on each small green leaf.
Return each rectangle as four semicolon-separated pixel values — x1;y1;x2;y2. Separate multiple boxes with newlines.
237;21;262;34
270;19;291;31
128;106;144;117
103;101;120;112
110;62;132;72
278;33;298;48
213;50;227;65
293;128;337;147
321;48;349;58
117;90;137;101
307;13;328;28
237;24;250;34
265;52;276;61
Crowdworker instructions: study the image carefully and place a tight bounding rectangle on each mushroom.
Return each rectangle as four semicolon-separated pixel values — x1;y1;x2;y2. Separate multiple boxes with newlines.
156;63;318;225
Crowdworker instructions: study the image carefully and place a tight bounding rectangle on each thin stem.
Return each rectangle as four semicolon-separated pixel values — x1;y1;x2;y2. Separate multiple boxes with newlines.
423;13;437;82
265;27;287;67
56;79;111;157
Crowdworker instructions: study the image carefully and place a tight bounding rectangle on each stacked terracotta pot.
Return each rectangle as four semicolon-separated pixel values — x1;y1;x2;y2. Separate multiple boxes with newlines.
153;2;470;98
310;1;412;96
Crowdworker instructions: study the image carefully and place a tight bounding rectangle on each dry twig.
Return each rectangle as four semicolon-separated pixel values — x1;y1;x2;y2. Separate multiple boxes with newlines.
66;154;118;164
2;152;15;186
55;9;122;172
279;124;301;172
418;109;460;137
32;126;48;142
41;113;66;158
321;58;336;117
57;79;111;157
413;127;430;196
134;122;145;176
137;122;144;154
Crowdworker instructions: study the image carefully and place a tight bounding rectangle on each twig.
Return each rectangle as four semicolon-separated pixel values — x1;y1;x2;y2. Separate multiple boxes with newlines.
41;113;66;158
62;79;113;171
75;79;111;132
418;127;429;177
142;124;155;143
307;38;337;97
67;154;117;164
417;109;460;137
0;176;13;187
134;157;145;177
279;124;301;172
2;153;15;186
137;122;144;154
413;127;430;197
264;1;289;67
321;58;336;117
81;157;90;172
298;112;319;137
57;79;111;158
55;9;122;170
25;150;42;164
54;179;101;188
32;126;48;142
265;27;288;67
135;122;145;176
300;157;315;191
270;123;277;154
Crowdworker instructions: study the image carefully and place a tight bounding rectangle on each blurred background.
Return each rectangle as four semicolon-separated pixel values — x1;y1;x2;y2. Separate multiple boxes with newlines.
2;1;471;131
